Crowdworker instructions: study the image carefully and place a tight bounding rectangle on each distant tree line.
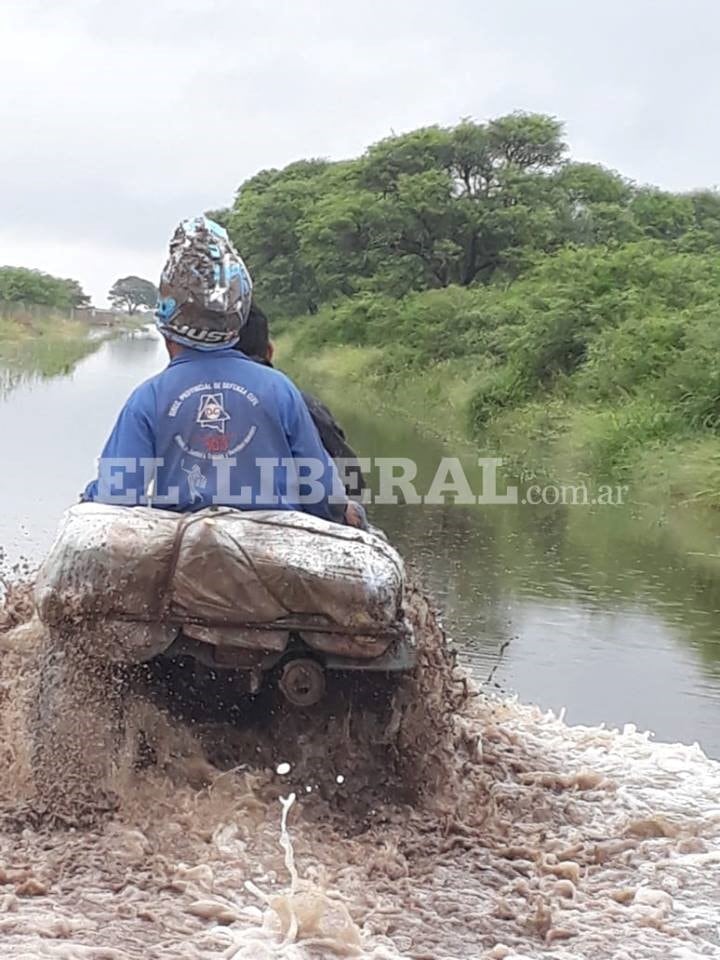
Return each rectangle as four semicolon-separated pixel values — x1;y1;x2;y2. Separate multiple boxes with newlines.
0;267;161;318
0;266;90;311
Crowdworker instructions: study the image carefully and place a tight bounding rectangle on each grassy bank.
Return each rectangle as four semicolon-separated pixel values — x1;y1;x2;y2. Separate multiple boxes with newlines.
0;302;111;379
210;114;720;519
276;335;480;444
277;332;720;591
273;239;720;514
479;400;720;510
277;327;720;519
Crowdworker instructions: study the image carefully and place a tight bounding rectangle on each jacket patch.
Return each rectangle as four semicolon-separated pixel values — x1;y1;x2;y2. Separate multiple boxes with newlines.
182;462;208;504
196;392;231;433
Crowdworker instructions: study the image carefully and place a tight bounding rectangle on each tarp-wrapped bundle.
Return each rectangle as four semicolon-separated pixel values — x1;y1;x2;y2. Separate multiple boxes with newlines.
35;503;406;661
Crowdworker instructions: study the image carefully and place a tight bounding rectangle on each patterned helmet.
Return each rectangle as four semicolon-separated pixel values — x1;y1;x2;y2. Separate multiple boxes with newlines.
155;216;252;351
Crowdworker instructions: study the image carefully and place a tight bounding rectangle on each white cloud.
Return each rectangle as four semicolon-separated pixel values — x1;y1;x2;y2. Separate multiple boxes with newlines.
0;232;163;308
1;0;718;304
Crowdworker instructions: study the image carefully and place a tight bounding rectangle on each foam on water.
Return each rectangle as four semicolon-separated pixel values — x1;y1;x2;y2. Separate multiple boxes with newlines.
0;586;718;959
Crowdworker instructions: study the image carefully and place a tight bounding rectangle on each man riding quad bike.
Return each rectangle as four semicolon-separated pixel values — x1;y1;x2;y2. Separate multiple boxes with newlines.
28;218;415;805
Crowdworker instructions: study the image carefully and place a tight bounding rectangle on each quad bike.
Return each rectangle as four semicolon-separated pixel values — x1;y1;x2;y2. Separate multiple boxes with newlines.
29;503;415;802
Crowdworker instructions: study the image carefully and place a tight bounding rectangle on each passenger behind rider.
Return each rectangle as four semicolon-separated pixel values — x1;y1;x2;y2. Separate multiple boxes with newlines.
82;216;360;526
234;302;367;501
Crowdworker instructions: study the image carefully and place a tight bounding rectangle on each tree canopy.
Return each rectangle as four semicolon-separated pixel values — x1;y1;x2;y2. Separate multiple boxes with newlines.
210;111;720;472
218;112;720;322
108;276;158;314
0;266;90;310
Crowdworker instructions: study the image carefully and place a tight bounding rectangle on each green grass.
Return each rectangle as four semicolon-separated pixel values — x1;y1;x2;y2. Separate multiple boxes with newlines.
276;332;483;445
279;332;720;520
475;395;720;514
0;302;83;336
276;336;381;385
0;303;111;382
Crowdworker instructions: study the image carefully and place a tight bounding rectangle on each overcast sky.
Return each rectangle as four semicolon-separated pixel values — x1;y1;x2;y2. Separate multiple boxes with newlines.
1;0;717;305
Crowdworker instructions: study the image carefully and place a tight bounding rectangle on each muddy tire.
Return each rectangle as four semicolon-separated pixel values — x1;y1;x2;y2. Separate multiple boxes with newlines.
29;629;127;813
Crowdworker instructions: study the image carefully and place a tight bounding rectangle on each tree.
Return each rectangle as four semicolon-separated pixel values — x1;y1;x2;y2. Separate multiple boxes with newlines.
223;114;572;312
62;278;91;308
360;126;452;194
222;111;718;325
108;276;158;314
227;160;332;316
487;112;566;169
630;189;695;241
552;162;632;205
0;266;90;309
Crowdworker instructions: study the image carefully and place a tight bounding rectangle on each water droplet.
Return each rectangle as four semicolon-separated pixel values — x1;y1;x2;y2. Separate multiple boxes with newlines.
276;762;291;776
336;774;345;784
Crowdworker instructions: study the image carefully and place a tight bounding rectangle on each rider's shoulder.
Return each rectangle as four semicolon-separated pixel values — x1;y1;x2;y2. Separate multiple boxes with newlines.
122;373;162;413
256;363;301;394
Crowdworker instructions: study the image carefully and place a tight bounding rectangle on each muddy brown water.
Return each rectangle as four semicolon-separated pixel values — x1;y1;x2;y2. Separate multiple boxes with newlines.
2;329;720;758
0;329;719;959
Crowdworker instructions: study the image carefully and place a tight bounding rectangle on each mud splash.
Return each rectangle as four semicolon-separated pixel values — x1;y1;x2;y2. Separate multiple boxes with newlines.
0;586;719;959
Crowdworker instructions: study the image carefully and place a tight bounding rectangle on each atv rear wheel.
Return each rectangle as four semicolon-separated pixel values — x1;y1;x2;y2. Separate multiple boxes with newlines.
29;628;127;813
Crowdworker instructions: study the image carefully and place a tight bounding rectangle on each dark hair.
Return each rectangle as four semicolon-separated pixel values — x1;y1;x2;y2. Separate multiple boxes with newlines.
235;302;270;360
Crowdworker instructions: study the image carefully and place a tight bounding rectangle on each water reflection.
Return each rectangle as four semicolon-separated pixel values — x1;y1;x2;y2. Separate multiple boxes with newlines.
0;326;154;398
0;330;167;563
306;376;720;757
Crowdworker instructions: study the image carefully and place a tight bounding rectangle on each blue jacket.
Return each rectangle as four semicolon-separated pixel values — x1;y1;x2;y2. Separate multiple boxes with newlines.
83;348;346;521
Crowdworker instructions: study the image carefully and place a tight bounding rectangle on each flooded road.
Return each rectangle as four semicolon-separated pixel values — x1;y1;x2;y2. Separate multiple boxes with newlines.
1;329;720;959
315;398;720;760
2;329;720;757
